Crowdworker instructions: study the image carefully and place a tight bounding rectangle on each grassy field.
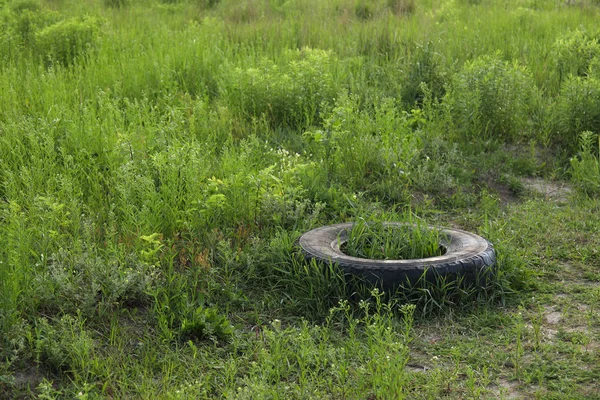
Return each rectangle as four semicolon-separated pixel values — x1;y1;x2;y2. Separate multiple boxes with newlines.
1;0;600;398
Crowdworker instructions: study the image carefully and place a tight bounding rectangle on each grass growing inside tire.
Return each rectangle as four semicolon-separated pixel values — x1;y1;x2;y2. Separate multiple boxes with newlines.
342;219;444;260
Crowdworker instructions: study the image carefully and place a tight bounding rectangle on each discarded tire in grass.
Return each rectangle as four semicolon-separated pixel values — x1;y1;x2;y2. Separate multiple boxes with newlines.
298;223;496;290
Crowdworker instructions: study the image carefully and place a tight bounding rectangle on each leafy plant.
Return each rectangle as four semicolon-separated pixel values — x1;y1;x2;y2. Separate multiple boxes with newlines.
0;0;58;57
35;16;99;66
180;306;234;342
150;279;234;343
444;54;538;142
570;131;600;194
32;250;157;317
219;47;339;129
552;28;600;83
32;315;95;374
555;76;600;154
400;41;447;107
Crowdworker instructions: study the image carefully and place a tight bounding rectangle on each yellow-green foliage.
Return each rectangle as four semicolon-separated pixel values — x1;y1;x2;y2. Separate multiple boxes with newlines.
556;76;600;152
445;54;538;141
570;131;600;194
552;28;600;81
0;0;58;53
220;48;339;128
35;16;99;66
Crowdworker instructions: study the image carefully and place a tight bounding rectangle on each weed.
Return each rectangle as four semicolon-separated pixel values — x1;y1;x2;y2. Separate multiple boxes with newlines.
150;278;233;343
445;53;538;142
552;28;600;83
220;47;339;129
32;314;95;375
400;42;447;107
35;16;100;67
570;131;600;194
354;0;374;20
555;76;600;154
32;250;156;317
180;306;234;342
0;0;58;58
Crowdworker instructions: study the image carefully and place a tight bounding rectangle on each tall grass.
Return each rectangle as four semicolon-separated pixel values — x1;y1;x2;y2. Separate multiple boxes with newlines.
1;0;599;397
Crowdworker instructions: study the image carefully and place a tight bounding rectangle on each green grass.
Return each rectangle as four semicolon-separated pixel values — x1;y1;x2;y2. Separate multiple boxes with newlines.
342;219;443;260
1;0;600;398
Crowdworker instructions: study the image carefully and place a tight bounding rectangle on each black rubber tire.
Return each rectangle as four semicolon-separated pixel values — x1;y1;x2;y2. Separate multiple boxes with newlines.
298;223;496;289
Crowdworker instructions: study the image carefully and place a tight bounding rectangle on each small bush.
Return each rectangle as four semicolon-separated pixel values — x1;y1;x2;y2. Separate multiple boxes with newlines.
555;76;600;153
570;131;600;194
589;56;600;79
444;54;538;142
33;315;95;374
219;47;338;129
410;132;465;195
354;0;374;20
180;306;234;342
303;94;390;192
552;28;600;83
35;16;99;66
400;41;447;107
33;250;156;316
0;0;58;55
8;0;41;12
151;283;233;343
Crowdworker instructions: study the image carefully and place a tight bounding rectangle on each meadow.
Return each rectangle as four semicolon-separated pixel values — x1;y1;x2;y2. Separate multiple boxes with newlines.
1;0;600;397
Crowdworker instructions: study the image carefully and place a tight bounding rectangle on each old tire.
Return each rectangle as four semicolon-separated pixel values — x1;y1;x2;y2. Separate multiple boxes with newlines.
298;223;496;289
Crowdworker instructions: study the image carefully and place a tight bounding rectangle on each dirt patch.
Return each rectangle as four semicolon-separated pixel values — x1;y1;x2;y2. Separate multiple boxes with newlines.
405;364;430;373
545;311;562;325
11;365;43;393
489;379;524;399
520;178;572;202
492;182;518;204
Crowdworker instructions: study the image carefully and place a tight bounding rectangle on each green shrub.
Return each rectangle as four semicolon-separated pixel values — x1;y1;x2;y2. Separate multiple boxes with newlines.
400;41;447;107
410;132;465;195
303;94;391;193
589;56;600;79
35;16;99;66
180;306;234;342
555;76;600;154
151;282;233;343
33;315;95;374
552;28;600;83
0;0;58;56
570;131;600;194
444;54;538;142
354;0;374;20
33;250;156;316
303;95;464;200
220;47;339;129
